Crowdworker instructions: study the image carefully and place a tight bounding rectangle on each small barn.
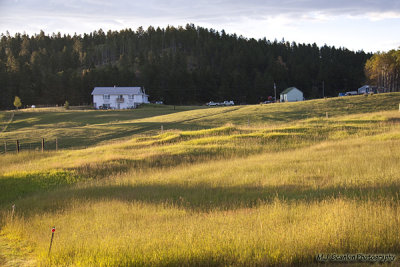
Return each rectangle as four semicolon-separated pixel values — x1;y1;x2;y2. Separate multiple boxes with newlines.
358;85;377;94
280;87;304;102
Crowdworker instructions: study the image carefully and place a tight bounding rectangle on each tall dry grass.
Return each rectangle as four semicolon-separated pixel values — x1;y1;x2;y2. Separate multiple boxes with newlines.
1;97;400;265
1;130;400;265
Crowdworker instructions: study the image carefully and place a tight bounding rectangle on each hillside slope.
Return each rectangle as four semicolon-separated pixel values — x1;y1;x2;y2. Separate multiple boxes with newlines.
1;93;399;152
1;93;400;266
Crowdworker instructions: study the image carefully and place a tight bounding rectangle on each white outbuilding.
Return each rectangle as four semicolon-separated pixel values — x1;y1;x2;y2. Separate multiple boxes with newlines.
92;86;149;109
357;85;376;94
280;87;304;102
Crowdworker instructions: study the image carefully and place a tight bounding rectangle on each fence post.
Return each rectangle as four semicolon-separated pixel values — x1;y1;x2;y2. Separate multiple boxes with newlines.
11;204;15;221
161;125;164;133
4;142;6;154
16;140;19;153
55;138;58;151
42;138;45;152
48;226;55;256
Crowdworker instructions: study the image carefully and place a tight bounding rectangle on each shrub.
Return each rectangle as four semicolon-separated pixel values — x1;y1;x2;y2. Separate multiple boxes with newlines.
13;96;22;110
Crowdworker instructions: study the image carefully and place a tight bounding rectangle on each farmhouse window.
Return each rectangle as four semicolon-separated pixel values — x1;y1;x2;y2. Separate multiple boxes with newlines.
103;94;110;100
129;94;134;99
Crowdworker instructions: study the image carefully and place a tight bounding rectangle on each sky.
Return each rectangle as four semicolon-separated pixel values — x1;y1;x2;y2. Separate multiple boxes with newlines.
0;0;399;53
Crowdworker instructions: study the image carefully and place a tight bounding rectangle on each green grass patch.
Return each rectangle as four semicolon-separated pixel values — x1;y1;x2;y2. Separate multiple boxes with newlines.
0;170;80;206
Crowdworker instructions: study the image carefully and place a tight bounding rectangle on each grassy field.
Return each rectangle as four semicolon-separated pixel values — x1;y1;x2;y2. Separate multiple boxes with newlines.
1;93;400;266
1;93;399;152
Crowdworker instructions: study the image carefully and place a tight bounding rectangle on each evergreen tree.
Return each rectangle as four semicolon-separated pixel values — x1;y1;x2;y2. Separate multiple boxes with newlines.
0;25;373;109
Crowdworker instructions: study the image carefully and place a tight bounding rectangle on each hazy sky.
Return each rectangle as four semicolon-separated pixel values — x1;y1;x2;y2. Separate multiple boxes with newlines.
1;0;399;52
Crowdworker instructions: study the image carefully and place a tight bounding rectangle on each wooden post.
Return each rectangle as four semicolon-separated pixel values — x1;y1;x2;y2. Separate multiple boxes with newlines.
55;138;58;151
161;125;164;133
42;138;45;152
4;142;6;154
11;204;15;221
326;112;328;118
16;140;19;153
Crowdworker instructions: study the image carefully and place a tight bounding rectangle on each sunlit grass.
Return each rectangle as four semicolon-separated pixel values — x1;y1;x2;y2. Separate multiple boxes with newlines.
1;94;400;265
3;198;399;266
2;135;400;265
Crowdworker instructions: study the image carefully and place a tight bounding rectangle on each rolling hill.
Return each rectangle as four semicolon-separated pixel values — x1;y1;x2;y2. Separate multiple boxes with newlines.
1;93;400;266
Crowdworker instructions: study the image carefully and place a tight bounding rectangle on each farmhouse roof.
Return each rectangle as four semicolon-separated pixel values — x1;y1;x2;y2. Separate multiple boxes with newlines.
91;87;145;95
281;87;301;95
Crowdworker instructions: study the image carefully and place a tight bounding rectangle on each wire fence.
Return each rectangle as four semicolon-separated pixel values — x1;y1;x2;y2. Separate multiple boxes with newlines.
1;138;68;154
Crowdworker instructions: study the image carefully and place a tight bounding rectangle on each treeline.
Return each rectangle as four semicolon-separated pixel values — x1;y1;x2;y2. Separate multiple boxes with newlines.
0;24;371;109
365;49;400;92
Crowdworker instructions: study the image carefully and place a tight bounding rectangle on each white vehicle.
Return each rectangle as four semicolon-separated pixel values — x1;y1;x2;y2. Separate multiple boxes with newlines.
345;91;358;96
206;101;218;106
223;100;234;106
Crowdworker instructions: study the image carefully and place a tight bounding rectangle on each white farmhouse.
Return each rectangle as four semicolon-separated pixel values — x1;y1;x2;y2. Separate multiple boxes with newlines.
280;87;304;102
92;86;149;109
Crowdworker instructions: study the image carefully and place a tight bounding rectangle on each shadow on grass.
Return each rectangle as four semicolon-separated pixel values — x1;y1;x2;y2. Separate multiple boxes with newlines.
0;171;80;207
0;152;239;206
0;121;186;152
13;181;400;216
0;138;309;207
1;117;237;153
6;107;198;130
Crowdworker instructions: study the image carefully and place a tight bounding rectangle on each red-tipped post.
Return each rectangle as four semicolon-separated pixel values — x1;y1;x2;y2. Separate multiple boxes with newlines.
48;226;55;256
